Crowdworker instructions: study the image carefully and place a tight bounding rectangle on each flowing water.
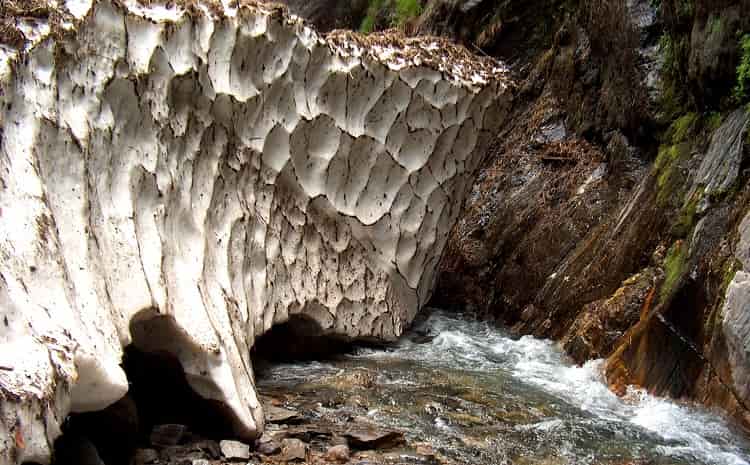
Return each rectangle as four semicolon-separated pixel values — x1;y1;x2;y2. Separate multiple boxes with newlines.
256;310;750;465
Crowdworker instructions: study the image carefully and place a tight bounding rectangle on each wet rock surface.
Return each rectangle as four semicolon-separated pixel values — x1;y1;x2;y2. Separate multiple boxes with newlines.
693;110;750;198
561;269;660;364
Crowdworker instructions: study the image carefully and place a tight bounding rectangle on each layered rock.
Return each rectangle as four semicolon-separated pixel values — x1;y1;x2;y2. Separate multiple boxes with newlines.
723;210;750;411
0;2;510;463
418;0;750;430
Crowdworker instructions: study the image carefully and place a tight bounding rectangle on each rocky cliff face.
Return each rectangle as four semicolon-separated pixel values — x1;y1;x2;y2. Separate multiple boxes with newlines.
419;0;750;432
0;2;509;462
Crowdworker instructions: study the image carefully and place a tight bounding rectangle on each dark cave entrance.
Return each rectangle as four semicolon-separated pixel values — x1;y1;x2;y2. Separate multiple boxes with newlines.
251;313;355;377
51;312;237;465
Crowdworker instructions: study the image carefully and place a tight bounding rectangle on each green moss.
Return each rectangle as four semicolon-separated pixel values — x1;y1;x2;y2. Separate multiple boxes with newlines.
359;0;422;32
655;144;676;173
653;111;702;207
656;158;678;201
394;0;422;26
659;32;677;74
707;15;723;36
660;84;686;122
658;34;692;120
677;0;694;19
360;13;376;33
660;240;689;303
359;0;384;33
671;190;702;237
655;141;692;207
654;111;738;233
705;112;723;132
721;258;742;295
653;110;733;237
665;112;697;144
734;34;750;105
655;140;687;184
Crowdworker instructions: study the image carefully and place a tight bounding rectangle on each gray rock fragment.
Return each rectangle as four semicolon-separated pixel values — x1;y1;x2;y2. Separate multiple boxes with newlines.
255;433;281;455
265;405;300;424
344;426;405;449
693;109;749;201
280;438;307;461
324;444;350;463
220;440;251;460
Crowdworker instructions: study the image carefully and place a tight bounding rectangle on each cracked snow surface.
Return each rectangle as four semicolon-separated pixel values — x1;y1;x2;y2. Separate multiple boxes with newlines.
0;1;511;463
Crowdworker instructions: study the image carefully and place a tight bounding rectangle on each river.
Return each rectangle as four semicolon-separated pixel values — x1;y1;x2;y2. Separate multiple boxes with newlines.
256;310;750;465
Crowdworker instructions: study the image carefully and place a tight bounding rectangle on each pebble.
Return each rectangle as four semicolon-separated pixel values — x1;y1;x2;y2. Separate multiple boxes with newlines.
255;433;281;455
219;440;251;460
324;444;350;463
280;438;307;461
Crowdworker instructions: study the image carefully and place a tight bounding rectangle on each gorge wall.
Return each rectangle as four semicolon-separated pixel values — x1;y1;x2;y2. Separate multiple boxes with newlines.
0;2;510;463
418;0;750;432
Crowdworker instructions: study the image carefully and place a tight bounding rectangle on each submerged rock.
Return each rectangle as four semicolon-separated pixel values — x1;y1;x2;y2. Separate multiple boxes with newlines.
0;1;510;463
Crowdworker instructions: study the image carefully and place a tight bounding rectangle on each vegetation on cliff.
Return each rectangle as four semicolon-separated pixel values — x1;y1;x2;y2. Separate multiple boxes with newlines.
359;0;423;32
735;33;750;106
